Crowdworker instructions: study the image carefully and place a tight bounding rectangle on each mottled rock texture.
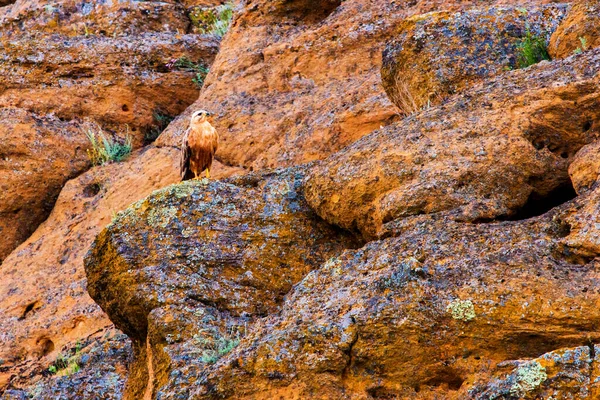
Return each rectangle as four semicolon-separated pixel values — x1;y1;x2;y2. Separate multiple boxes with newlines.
0;108;92;262
180;179;600;399
0;146;240;392
158;0;560;170
381;4;568;113
0;32;218;143
470;345;600;399
305;47;600;239
1;328;131;400
549;0;600;59
85;167;358;398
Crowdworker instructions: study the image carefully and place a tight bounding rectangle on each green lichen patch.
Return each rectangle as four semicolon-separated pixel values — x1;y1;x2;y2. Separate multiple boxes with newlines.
446;299;476;321
147;206;178;228
510;361;548;395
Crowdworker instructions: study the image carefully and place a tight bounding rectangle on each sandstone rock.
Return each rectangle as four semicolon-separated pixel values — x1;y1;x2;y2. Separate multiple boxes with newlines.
84;166;358;398
188;183;600;399
0;32;219;144
549;0;600;59
0;0;189;36
305;47;600;239
381;5;568;114
0;108;92;262
1;328;130;400
158;0;544;170
470;345;600;399
0;145;240;392
568;140;600;194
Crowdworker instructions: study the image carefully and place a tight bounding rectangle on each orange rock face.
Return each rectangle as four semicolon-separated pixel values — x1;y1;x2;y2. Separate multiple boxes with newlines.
0;108;92;262
305;47;600;240
549;0;600;59
84;167;358;399
10;0;600;399
0;145;240;392
381;5;568;114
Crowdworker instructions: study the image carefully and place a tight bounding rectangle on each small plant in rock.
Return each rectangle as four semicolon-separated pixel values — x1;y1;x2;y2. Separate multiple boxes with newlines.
516;30;551;68
166;57;210;88
573;36;589;55
145;112;175;143
47;341;83;377
194;327;242;364
86;129;132;166
190;3;234;37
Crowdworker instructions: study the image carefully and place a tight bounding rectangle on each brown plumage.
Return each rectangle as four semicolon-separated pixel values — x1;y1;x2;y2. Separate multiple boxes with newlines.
181;110;219;181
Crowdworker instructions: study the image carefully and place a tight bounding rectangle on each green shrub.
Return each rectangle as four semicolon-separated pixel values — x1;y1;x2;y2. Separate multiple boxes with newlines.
48;341;83;377
516;30;551;68
145;112;175;143
194;327;241;364
86;130;132;166
170;57;210;88
574;36;589;55
190;3;234;37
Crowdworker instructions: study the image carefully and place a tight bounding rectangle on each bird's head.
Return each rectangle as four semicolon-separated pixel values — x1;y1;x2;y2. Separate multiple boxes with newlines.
191;109;213;124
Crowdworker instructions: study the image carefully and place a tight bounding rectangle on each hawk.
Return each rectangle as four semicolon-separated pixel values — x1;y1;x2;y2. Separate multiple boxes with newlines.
180;110;219;181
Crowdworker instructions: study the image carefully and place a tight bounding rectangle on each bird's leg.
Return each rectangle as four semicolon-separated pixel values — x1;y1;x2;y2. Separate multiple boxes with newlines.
193;171;198;180
205;169;211;179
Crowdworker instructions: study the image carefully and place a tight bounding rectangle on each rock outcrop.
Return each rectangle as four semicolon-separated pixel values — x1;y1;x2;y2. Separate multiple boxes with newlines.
305;47;600;239
8;0;600;399
0;0;220;262
0;108;92;262
381;4;568;113
549;0;600;59
85;167;358;398
0;146;240;392
161;170;600;399
158;0;556;170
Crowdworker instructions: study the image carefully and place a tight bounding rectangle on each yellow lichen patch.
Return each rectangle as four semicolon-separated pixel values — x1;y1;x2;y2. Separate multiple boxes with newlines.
446;299;476;321
147;207;178;228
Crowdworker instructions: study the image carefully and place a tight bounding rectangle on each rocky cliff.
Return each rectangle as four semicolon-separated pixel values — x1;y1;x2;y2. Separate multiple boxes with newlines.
3;0;600;399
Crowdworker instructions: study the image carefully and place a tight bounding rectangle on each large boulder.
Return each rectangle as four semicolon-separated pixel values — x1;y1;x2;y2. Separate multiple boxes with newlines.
0;108;92;262
0;144;241;392
304;47;600;239
381;5;568;114
549;0;600;59
84;167;358;398
188;180;600;399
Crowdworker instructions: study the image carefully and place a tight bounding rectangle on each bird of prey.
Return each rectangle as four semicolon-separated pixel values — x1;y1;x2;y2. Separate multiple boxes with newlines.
180;110;219;181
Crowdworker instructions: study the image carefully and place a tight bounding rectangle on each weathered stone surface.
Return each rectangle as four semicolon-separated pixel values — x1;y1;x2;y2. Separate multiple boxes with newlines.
549;0;600;59
1;328;131;400
189;182;600;399
158;0;555;170
0;144;240;392
0;0;189;36
470;345;600;399
84;166;358;399
0;108;92;262
0;32;218;143
569;140;600;194
305;47;600;239
381;5;568;114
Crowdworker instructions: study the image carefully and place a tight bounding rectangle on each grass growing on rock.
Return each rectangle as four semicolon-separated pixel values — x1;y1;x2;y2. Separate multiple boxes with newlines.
48;341;83;377
194;327;241;364
190;3;234;37
167;57;210;88
516;30;551;68
86;130;132;166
